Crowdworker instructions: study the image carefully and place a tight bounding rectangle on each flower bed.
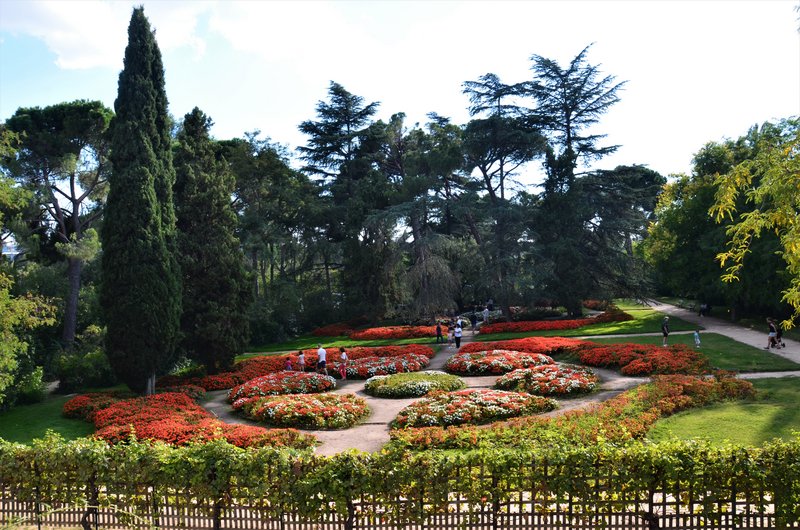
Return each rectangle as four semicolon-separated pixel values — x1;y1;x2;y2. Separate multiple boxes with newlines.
479;310;632;335
62;391;133;421
81;392;316;449
460;336;586;356
444;350;555;375
311;323;354;337
349;325;442;340
236;393;370;429
392;389;557;428
389;373;755;450
569;343;709;375
343;353;430;379
494;364;599;396
228;372;336;404
156;344;435;390
364;371;465;398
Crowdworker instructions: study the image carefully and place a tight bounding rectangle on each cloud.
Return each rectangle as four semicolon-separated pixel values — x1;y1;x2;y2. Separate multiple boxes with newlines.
0;0;211;69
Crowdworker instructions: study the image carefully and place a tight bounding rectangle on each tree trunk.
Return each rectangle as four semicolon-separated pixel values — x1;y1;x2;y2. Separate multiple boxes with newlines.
62;257;82;345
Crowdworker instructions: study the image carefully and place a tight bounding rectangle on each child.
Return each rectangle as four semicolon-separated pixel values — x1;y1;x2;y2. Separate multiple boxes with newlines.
297;351;305;372
693;330;701;348
338;347;348;380
285;357;293;371
447;325;455;346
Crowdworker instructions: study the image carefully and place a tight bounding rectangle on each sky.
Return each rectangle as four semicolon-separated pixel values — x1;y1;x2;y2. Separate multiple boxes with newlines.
0;0;798;183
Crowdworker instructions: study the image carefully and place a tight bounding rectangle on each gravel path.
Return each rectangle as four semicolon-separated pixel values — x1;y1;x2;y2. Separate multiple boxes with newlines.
203;302;800;455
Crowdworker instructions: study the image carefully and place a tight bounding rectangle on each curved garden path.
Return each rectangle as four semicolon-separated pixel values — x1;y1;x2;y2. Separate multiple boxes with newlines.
204;302;800;455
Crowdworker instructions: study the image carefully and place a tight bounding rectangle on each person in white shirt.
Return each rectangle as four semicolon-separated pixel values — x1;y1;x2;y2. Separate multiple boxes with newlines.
454;323;463;348
297;351;305;372
482;307;489;323
338;347;348;379
316;344;328;375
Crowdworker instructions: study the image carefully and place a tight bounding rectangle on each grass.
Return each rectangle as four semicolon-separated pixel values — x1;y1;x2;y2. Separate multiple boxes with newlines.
647;377;800;446
0;394;94;444
475;299;697;341
588;333;800;372
248;334;444;354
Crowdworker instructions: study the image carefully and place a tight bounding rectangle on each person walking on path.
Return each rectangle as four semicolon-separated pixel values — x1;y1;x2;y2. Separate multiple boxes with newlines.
661;316;670;347
693;329;702;348
447;323;455;346
469;312;478;335
766;318;779;349
297;351;305;372
316;344;328;375
454;323;463;349
338;347;348;379
435;321;444;344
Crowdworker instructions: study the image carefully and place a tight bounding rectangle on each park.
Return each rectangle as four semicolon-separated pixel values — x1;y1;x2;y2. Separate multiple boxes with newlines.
1;4;799;529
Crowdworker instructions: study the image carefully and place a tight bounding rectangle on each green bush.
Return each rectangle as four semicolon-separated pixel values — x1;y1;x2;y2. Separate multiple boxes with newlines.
13;366;46;405
364;371;465;398
55;326;117;392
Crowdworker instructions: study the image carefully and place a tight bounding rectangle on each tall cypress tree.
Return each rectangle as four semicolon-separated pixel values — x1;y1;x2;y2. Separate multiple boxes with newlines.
101;7;181;394
174;108;251;374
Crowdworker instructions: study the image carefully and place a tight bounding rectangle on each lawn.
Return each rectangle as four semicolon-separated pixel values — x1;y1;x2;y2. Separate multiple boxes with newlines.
647;377;800;446
248;334;447;354
475;299;697;341
587;333;800;372
0;394;94;444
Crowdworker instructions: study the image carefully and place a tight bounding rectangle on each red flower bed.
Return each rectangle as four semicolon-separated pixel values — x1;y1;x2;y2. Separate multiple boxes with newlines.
343;353;430;379
349;325;443;340
494;364;599;396
63;391;132;421
228;372;336;403
460;336;587;356
311;323;354;337
569;343;709;375
479;310;632;335
444;350;555;375
87;392;316;449
238;393;370;429
156;345;435;390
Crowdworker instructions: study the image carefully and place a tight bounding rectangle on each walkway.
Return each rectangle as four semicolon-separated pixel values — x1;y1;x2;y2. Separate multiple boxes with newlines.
204;302;800;455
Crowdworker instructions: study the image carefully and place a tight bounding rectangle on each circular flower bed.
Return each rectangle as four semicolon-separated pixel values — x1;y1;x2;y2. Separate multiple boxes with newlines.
392;389;557;428
444;350;555;375
364;371;465;398
236;393;370;430
344;353;430;379
228;372;336;404
494;364;599;396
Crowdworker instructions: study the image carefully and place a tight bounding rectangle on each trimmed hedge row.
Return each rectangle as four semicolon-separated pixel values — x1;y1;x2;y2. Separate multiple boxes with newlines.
0;434;798;528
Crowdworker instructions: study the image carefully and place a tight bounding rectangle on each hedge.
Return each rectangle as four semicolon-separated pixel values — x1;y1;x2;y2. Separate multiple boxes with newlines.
0;433;798;529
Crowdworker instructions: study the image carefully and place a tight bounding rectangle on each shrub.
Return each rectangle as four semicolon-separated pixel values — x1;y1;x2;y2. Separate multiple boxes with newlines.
364;371;465;398
62;391;134;421
311;323;354;337
392;389;557;428
444;350;554;376
237;393;370;429
55;349;118;393
228;372;336;404
494;364;599;396
13;366;46;404
479;309;632;334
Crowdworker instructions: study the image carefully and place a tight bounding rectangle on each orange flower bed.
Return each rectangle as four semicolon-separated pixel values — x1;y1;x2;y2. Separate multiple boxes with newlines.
460;336;587;355
479;310;632;335
64;391;316;449
570;343;709;375
349;326;443;340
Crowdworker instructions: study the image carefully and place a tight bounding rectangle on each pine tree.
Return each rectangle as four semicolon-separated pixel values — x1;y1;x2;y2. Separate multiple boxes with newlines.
100;7;181;394
174;108;251;374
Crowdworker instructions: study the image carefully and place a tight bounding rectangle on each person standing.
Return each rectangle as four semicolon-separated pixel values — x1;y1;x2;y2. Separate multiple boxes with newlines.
693;330;701;348
469;312;478;335
316;343;328;375
284;357;293;371
338;347;348;379
482;306;490;323
454;323;463;349
435;321;443;344
297;351;305;372
661;316;670;347
447;323;455;346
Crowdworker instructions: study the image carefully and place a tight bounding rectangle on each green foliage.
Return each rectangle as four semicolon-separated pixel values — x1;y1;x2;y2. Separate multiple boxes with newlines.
174;108;251;374
0;398;95;443
101;7;181;394
13;366;45;405
711;118;800;328
55;325;117;392
0;434;797;526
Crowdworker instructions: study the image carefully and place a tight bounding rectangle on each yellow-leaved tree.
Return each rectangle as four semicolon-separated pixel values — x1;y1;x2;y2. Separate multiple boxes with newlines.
711;118;800;328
